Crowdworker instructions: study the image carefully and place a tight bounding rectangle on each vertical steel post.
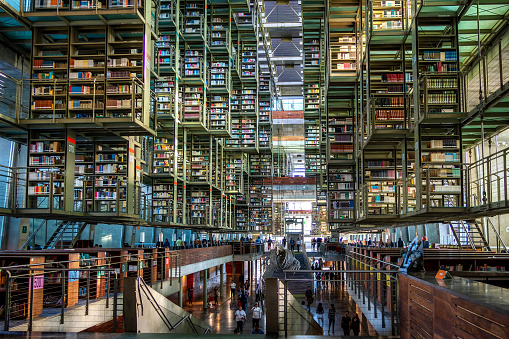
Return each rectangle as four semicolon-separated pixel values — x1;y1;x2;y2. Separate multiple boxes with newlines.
61;270;66;324
283;280;288;337
113;278;118;333
4;276;10;331
86;270;90;315
28;270;34;332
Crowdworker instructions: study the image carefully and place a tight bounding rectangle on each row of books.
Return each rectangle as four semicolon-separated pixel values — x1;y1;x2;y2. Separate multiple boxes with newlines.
32;100;65;109
330;144;353;153
381;73;404;83
426;78;458;89
70;59;104;68
29;155;64;165
427;139;460;148
421;152;459;162
375;97;404;107
29;171;64;180
28;185;63;195
69;100;104;109
422;50;457;62
426;92;457;104
33;60;67;69
30;141;63;153
366;170;399;179
420;63;458;73
375;109;405;121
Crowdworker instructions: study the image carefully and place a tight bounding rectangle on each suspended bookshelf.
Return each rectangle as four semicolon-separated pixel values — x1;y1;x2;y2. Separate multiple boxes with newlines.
258;125;271;149
249;153;272;177
190;137;210;183
27;130;66;210
328;167;355;221
182;0;206;39
187;188;209;225
94;141;128;213
152;181;174;223
152;137;175;175
30;27;69;120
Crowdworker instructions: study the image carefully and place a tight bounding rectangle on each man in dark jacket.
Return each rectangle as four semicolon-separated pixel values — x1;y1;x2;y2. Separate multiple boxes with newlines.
397;238;404;248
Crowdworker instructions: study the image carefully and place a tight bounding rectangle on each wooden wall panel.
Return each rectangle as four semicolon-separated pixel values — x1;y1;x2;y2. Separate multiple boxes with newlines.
398;273;509;339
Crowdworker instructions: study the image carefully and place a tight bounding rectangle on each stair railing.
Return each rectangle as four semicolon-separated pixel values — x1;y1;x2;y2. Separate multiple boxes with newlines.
459;220;476;250
486;217;508;253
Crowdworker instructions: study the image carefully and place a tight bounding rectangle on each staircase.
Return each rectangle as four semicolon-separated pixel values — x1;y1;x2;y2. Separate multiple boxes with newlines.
44;221;88;249
448;219;490;251
272;252;312;296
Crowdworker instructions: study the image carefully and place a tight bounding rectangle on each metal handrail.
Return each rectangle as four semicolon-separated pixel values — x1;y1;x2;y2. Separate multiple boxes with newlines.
487;217;508;253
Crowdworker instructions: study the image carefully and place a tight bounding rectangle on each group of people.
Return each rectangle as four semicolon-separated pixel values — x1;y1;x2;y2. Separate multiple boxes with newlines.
310;237;322;251
232;278;265;334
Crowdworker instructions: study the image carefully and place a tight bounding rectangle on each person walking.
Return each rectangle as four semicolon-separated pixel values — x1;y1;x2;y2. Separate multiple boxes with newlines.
351;313;360;335
296;238;301;252
282;237;287;248
290;238;295;252
234;305;246;334
187;286;194;305
397;237;403;248
214;286;219;306
316;302;324;327
305;286;313;311
341;310;351;336
251;302;262;329
163;238;170;248
240;291;248;311
230;281;236;298
328;304;336;334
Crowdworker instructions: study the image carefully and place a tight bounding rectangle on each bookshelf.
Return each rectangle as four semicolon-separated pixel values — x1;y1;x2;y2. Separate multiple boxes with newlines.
209;5;231;53
235;205;248;230
328;166;355;221
154;76;176;122
159;0;179;26
183;85;205;124
258;98;271;123
225;152;244;193
249;153;272;177
152;137;175;175
209;94;230;134
182;0;206;39
190;136;210;183
94;141;128;213
74;141;94;212
241;88;257;116
305;125;320;148
305;153;324;174
30;27;69;120
210;61;229;90
240;43;257;81
330;34;356;77
183;49;204;82
152;181;174;223
328;113;354;161
259;70;271;93
27;130;67;210
157;35;178;73
258;124;271;149
363;155;400;216
304;84;320;117
68;26;106;119
303;36;320;68
370;0;404;32
187;188;209;225
412;16;464;212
